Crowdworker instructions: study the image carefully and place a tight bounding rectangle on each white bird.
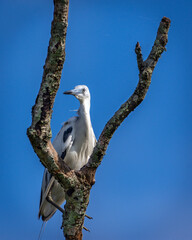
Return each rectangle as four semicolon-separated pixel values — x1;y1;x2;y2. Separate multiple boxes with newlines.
38;85;96;221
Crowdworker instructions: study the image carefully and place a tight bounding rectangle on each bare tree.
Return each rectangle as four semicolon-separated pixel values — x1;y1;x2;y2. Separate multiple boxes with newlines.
27;0;171;239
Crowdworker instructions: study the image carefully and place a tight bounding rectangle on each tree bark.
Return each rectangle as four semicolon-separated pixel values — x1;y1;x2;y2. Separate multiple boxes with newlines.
27;0;171;238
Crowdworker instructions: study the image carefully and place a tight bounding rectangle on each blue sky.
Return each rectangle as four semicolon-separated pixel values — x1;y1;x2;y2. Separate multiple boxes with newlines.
1;0;192;239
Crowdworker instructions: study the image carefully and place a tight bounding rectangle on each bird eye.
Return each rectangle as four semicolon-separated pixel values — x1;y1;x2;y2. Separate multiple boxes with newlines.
82;88;86;94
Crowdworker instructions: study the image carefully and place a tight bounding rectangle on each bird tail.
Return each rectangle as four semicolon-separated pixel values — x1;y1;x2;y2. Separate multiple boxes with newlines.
38;221;47;240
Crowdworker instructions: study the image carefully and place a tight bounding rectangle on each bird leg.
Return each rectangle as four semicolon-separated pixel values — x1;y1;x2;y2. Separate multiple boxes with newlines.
46;193;65;214
46;193;91;232
46;194;92;220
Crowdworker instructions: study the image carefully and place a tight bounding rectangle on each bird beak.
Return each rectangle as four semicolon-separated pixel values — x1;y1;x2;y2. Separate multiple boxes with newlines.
63;89;80;96
63;90;73;95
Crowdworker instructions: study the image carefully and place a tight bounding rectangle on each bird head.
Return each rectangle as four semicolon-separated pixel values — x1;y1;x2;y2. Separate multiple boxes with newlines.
64;85;90;102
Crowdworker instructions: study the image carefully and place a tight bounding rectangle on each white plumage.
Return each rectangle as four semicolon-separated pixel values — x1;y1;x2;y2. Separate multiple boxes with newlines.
38;85;96;221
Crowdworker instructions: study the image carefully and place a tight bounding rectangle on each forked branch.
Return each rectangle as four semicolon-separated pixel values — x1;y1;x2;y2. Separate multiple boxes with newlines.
82;17;171;178
27;1;171;238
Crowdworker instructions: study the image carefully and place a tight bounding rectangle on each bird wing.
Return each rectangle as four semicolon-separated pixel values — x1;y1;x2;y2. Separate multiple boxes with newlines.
38;117;78;220
52;117;77;159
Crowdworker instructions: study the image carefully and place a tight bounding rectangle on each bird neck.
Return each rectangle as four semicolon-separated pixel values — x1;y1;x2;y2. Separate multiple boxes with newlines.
78;99;91;123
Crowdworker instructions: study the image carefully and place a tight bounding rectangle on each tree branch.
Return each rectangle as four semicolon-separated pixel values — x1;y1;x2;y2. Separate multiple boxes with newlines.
27;0;74;189
82;17;171;177
135;42;144;72
27;3;171;238
27;1;91;239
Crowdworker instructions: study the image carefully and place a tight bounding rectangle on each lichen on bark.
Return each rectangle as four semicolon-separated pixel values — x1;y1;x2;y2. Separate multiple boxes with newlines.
27;1;171;238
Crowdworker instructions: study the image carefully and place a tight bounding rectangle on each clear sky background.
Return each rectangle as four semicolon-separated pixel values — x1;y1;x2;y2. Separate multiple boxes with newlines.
1;0;192;239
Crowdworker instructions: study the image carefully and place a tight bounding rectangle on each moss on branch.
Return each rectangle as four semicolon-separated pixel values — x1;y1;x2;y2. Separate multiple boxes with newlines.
27;3;171;238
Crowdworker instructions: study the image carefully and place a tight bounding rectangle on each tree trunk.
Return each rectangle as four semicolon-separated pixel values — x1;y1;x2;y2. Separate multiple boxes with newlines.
27;0;171;238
